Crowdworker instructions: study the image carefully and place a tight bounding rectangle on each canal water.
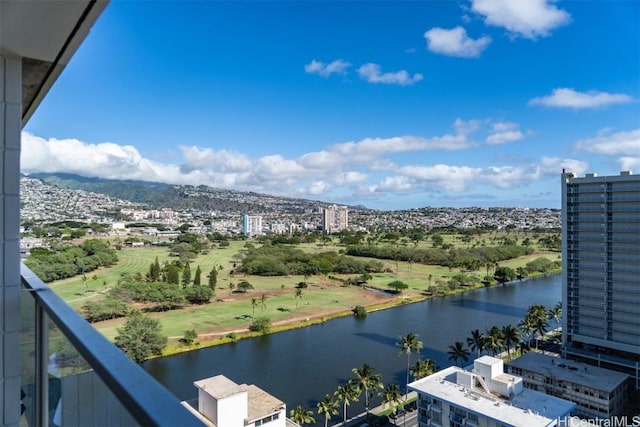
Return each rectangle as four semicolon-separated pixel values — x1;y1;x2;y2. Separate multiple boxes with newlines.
143;274;561;418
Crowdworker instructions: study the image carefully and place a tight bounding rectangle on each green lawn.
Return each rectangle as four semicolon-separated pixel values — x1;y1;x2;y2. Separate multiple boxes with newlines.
47;233;560;351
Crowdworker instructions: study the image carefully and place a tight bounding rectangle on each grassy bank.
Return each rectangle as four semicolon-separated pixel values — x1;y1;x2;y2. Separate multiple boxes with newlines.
46;238;561;358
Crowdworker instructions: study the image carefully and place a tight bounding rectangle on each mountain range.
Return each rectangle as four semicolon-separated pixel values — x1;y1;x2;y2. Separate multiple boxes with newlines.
27;173;368;214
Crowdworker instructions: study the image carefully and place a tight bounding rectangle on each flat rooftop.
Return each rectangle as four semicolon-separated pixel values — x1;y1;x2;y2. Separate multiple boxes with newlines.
192;375;284;423
409;367;575;427
507;352;629;392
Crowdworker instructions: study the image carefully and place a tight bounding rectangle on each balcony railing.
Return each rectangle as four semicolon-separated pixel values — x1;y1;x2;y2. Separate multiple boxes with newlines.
20;264;203;426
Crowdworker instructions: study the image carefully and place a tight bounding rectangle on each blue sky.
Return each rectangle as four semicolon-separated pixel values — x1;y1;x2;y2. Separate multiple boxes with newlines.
22;0;640;210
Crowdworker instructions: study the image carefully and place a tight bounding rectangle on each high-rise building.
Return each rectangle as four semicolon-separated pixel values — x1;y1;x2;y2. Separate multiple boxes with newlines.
561;171;640;388
322;205;348;234
242;214;263;237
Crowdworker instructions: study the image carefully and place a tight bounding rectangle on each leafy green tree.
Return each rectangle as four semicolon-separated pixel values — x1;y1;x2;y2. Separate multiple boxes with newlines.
352;364;383;415
447;341;470;367
82;299;129;323
182;329;198;346
316;394;339;427
397;332;423;396
165;264;180;285
182;262;192;289
115;310;167;362
237;280;254;293
431;233;444;247
352;305;367;317
185;285;213;304
148;257;161;282
249;317;271;334
387;280;408;293
289;405;315;426
193;265;202;286
410;358;436;380
334;380;360;424
494;266;517;284
208;267;218;290
379;383;403;416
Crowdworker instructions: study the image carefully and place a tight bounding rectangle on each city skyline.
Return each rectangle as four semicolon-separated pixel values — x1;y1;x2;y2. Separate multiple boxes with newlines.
22;1;640;210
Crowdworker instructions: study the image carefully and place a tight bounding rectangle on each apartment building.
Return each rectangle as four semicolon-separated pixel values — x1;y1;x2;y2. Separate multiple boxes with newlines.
408;356;575;427
561;171;640;388
323;204;348;234
506;352;629;419
242;214;263;237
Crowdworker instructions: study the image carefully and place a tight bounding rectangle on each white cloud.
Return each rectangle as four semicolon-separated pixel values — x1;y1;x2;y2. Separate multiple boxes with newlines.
334;171;368;185
304;59;351;77
486;122;525;145
538;157;589;177
573;128;640;156
388;156;588;193
21;133;182;183
529;88;634;109
21;124;577;205
306;180;331;195
357;63;423;86
180;146;252;172
424;26;491;58
619;157;640;172
470;0;571;39
373;176;414;192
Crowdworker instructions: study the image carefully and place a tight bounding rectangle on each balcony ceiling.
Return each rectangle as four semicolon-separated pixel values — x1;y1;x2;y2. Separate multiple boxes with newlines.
0;0;108;125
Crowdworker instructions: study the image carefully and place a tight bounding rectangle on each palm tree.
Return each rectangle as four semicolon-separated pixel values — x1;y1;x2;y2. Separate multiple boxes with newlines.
352;364;383;415
316;394;339;427
548;302;562;326
290;405;315;426
396;332;423;396
334;380;360;424
250;298;259;316
447;341;470;367
378;383;403;416
466;329;485;358
483;326;505;356
525;304;549;349
501;324;521;361
409;358;436;381
260;294;268;313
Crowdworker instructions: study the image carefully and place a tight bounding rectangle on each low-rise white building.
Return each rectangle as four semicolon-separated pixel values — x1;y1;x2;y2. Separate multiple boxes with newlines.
183;375;286;427
409;356;576;427
506;352;630;419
